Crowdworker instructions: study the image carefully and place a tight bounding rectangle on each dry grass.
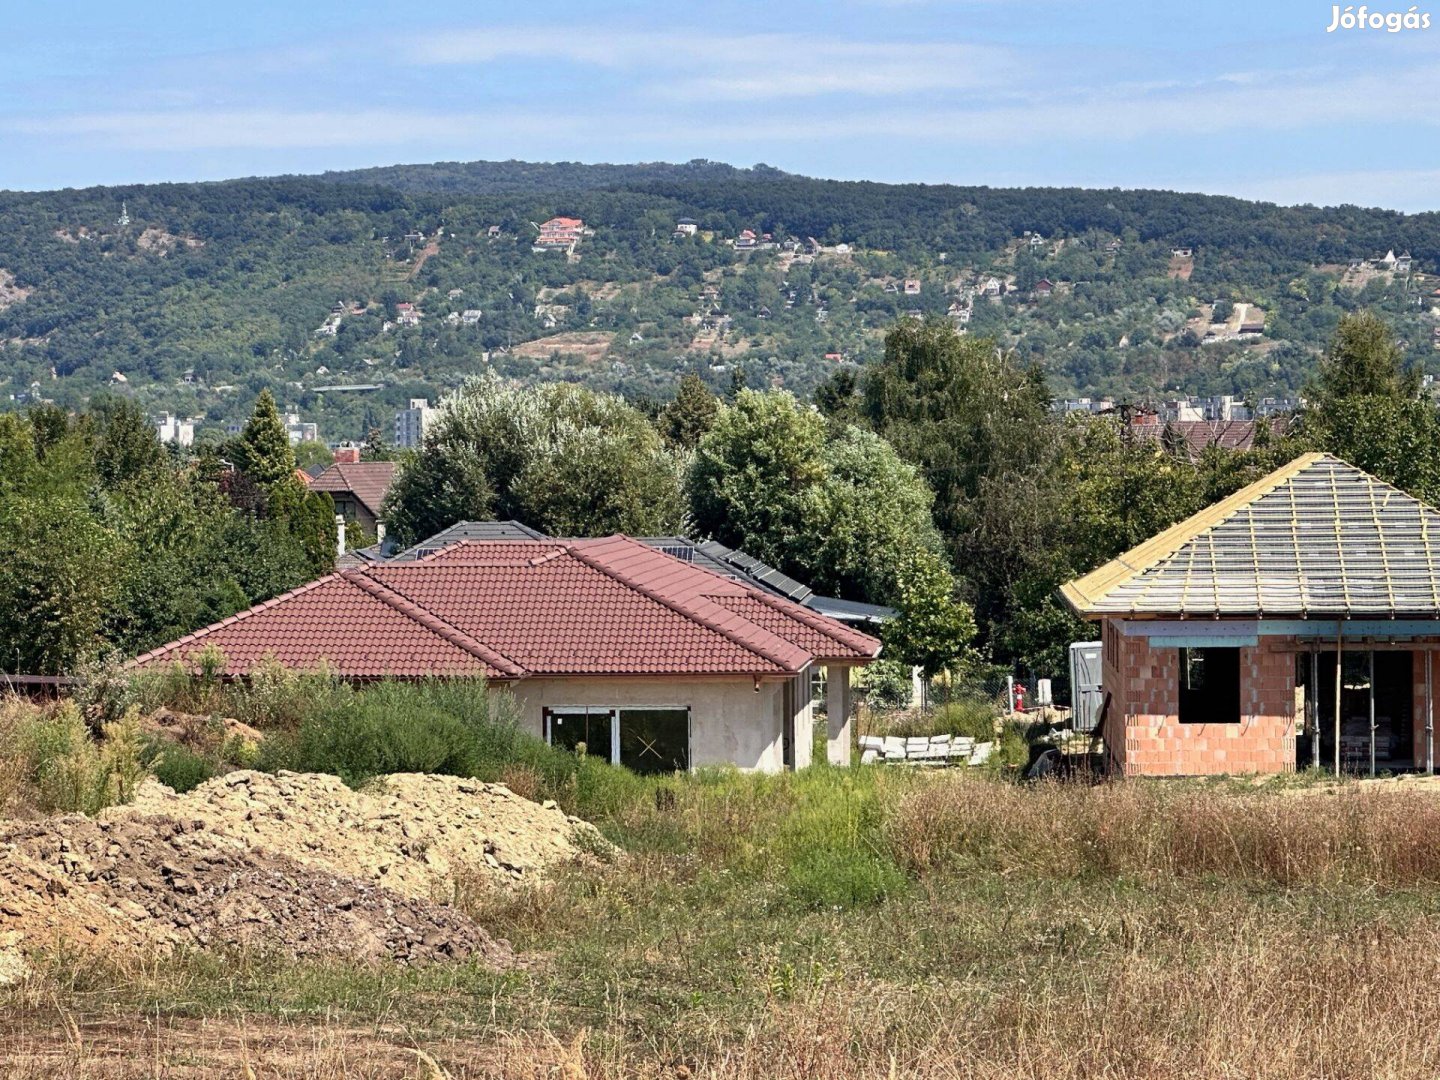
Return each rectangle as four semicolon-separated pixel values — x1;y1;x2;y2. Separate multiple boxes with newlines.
888;772;1440;887
15;765;1440;1077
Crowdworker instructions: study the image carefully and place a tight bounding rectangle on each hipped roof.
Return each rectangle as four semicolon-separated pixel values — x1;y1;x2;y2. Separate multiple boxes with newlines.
133;536;880;679
1060;453;1440;619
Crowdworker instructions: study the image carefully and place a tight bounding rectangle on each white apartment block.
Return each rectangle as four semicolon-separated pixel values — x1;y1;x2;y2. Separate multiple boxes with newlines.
394;398;435;448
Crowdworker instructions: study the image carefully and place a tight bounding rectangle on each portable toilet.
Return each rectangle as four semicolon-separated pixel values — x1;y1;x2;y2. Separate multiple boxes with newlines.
1068;641;1103;732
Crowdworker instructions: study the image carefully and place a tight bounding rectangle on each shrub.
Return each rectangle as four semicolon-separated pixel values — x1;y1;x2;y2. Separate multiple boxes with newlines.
3;700;148;815
231;657;351;730
147;741;219;793
262;679;530;787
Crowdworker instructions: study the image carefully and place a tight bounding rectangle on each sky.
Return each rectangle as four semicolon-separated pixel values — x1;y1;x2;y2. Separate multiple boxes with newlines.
3;0;1439;210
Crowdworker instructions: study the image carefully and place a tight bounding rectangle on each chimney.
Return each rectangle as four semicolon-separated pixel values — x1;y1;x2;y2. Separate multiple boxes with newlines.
333;445;361;464
376;521;386;545
336;514;346;558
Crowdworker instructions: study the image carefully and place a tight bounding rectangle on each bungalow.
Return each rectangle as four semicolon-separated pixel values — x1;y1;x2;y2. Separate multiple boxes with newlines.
1061;453;1440;777
1033;278;1055;298
131;536;882;774
307;460;397;535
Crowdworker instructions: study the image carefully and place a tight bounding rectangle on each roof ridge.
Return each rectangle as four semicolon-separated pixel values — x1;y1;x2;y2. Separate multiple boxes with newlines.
713;589;880;658
127;573;347;668
566;537;809;672
344;570;528;678
1060;451;1329;615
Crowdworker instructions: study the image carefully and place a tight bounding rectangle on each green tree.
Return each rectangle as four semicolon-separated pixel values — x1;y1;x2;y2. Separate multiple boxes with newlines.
861;320;1066;662
0;497;122;674
90;395;165;489
384;374;685;543
292;440;334;471
231;390;296;489
688;389;944;605
881;547;977;677
1302;311;1440;502
1311;310;1417;408
657;373;719;449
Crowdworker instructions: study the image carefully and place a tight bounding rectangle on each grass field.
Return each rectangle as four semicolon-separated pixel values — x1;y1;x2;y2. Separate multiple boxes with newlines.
10;760;1440;1078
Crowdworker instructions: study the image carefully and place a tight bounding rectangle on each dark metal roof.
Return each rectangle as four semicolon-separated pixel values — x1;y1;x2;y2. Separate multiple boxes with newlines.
392;520;548;561
806;595;897;624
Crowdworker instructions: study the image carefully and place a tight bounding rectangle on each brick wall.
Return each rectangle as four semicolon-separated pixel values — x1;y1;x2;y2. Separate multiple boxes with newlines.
1100;619;1297;776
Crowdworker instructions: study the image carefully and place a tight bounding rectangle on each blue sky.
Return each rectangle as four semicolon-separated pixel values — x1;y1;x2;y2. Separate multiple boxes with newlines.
4;0;1439;209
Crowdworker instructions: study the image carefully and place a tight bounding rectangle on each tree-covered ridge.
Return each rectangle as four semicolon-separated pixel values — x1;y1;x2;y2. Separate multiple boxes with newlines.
311;158;797;195
1;162;1437;443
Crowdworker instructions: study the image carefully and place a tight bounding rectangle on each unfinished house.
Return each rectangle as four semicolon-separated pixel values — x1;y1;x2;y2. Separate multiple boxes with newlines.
1061;453;1440;776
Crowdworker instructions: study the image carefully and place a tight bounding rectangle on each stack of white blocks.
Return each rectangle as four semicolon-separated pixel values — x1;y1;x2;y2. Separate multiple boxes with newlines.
857;734;994;766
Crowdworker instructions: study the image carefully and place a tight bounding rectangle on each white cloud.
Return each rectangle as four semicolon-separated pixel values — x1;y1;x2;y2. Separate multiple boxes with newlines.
6;108;581;151
407;28;1016;99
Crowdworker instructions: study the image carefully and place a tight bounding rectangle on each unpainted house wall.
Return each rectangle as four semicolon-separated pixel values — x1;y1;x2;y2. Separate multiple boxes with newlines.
1100;618;1296;776
506;673;812;773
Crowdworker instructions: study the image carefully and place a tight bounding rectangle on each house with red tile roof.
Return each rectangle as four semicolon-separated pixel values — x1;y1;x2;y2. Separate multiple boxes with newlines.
132;536;881;773
307;462;397;534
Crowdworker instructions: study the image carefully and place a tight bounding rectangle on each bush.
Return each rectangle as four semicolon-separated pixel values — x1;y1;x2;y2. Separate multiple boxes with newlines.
0;699;147;815
146;741;219;793
261;679;530;787
231;658;352;730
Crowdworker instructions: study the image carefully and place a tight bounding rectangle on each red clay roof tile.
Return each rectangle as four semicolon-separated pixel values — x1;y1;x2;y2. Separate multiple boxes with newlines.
133;536;881;679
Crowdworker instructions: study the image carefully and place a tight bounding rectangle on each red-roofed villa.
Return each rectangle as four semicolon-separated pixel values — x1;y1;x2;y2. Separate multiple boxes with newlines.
133;537;881;773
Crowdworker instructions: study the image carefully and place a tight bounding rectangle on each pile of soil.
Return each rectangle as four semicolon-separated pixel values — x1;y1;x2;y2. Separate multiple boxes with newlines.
109;770;606;899
0;814;507;968
0;769;607;983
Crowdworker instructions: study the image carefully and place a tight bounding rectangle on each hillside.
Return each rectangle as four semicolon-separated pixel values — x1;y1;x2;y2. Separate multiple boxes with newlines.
2;161;1438;442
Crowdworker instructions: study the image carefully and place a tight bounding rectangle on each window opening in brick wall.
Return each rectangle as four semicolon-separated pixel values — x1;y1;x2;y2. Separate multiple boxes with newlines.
1178;647;1240;724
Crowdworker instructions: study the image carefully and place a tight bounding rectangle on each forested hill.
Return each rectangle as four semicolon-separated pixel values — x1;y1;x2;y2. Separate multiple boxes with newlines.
313;158;797;195
2;160;1438;443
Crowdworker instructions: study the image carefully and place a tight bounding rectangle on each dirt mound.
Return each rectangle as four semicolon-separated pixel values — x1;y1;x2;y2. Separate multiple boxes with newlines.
108;770;605;900
0;814;509;978
1;769;605;982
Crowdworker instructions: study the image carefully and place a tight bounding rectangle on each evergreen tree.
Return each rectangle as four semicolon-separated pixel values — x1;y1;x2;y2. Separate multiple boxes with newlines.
657;374;719;449
232;390;296;490
1311;311;1418;408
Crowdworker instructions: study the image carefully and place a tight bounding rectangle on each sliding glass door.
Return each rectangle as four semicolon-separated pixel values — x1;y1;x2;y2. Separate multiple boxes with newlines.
544;705;691;774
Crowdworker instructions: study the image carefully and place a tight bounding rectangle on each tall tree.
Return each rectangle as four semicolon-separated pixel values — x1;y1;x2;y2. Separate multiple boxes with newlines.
861;320;1066;659
0;497;122;675
89;395;165;489
1311;310;1417;409
688;389;947;606
384;374;686;544
1302;311;1440;503
231;390;296;490
657;373;719;449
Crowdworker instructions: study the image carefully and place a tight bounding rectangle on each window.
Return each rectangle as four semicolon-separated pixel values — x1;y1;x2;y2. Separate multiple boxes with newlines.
1177;647;1241;724
544;706;690;774
544;707;614;760
617;708;690;774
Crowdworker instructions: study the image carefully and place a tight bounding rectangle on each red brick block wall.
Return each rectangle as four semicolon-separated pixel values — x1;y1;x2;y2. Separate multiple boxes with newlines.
1100;619;1297;776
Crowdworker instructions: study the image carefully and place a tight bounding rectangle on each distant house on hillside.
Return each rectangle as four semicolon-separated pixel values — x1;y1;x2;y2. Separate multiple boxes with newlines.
903;279;922;296
1033;278;1055;297
735;229;757;249
674;218;698;237
533;217;584;252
